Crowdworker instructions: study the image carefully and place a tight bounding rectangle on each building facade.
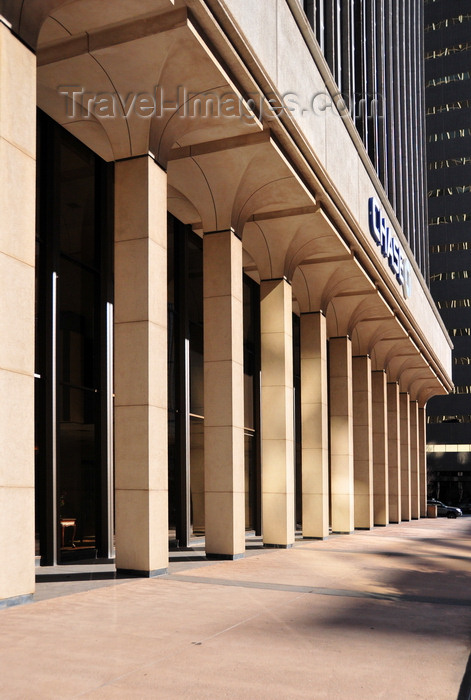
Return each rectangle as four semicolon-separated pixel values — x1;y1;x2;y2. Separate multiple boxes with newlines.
425;0;471;504
0;0;452;607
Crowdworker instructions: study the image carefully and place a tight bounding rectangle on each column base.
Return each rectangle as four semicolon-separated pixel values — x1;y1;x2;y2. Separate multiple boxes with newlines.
332;530;353;535
355;527;373;531
302;536;329;541
117;567;168;578
263;543;293;549
206;552;244;561
374;523;387;527
0;593;33;610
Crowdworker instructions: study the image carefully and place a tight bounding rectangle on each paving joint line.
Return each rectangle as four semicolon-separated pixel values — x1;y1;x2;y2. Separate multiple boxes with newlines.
162;573;471;607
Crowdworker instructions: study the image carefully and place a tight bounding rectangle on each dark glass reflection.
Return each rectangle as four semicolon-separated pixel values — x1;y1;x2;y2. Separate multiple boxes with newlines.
244;276;261;532
35;111;112;563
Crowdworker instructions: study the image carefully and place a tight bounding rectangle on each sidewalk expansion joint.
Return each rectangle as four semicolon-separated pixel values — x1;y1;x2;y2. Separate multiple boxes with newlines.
162;573;471;608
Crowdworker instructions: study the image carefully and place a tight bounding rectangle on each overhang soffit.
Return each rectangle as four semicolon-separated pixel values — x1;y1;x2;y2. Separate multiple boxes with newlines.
167;184;201;228
400;367;436;397
326;290;383;339
348;302;396;355
284;208;350;279
419;385;448;406
386;351;424;383
168;134;314;237
6;0;176;48
370;334;410;372
36;6;261;161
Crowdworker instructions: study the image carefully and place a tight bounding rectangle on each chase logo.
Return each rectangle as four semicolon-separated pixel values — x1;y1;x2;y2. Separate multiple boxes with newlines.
368;197;412;299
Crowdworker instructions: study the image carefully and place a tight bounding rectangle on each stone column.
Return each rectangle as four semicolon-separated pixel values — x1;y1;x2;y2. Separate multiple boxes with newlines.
410;400;420;519
372;370;389;525
400;392;411;521
300;312;329;539
203;229;245;558
114;155;168;576
260;279;295;547
329;337;354;534
387;382;401;522
0;22;36;605
353;356;373;529
419;406;427;517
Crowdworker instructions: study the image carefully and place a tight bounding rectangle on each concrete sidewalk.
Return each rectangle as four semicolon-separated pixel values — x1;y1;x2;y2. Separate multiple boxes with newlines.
1;518;471;699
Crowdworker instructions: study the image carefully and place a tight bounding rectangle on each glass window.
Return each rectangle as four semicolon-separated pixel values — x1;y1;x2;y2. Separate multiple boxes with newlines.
35;111;113;564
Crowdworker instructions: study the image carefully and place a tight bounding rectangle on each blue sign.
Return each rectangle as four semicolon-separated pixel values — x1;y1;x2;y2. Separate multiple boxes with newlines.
368;197;412;299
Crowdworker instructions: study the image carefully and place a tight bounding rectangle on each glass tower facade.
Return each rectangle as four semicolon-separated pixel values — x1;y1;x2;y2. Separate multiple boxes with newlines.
425;0;471;503
303;0;429;277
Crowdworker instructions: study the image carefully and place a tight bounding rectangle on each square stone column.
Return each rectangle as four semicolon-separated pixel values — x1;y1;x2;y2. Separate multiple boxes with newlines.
409;400;420;519
400;392;411;521
419;407;427;517
329;337;354;534
203;229;245;559
387;382;401;523
0;23;36;606
353;356;373;529
372;370;389;525
114;156;168;576
300;312;329;539
260;279;295;547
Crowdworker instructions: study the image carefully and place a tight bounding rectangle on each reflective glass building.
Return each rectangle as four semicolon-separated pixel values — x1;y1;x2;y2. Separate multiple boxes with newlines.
425;0;471;504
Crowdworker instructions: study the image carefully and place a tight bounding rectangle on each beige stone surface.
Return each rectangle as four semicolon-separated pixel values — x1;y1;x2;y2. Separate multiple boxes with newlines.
329;337;354;533
301;313;329;538
410;401;420;519
0;25;36;605
203;230;245;557
372;370;389;525
114;238;167;327
261;280;295;547
2;519;470;699
353;356;373;529
115;488;168;573
0;253;35;378
0;369;34;488
0;24;36;158
114;156;168;574
114;405;168;491
400;393;411;522
387;382;401;523
0;487;35;601
419;407;427;517
0;139;36;267
204;295;243;365
204;425;244;492
204;360;244;428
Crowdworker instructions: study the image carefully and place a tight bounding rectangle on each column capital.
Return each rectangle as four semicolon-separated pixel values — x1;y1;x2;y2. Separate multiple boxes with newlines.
300;310;326;318
204;227;241;240
116;152;166;172
260;276;291;285
0;15;13;30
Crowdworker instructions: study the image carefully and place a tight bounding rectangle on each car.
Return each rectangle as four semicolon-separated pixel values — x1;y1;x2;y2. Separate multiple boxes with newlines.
454;503;471;515
427;499;463;518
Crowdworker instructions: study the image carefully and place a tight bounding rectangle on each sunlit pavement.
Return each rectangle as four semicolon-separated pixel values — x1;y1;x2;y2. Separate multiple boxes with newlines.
1;517;471;699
